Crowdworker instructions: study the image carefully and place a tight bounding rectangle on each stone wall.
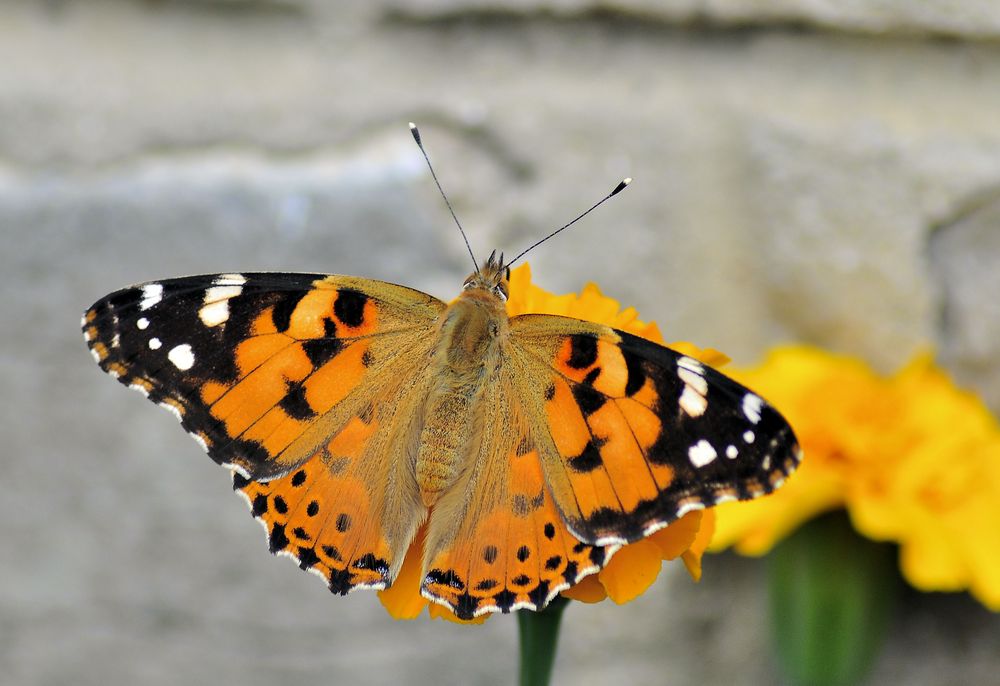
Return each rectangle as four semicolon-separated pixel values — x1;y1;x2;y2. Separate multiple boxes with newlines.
4;1;998;684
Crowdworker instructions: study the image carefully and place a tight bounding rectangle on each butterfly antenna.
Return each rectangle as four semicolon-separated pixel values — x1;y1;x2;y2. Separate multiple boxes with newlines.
409;122;479;274
506;177;631;267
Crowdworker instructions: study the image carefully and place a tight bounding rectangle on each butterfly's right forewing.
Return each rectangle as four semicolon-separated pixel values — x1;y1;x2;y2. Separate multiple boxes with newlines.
510;314;802;547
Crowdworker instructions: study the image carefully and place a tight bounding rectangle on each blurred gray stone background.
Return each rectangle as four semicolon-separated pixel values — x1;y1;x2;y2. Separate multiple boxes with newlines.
3;1;999;684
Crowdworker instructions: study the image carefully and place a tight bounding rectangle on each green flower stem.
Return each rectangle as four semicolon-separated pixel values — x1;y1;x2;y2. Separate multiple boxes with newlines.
517;596;569;686
769;510;899;686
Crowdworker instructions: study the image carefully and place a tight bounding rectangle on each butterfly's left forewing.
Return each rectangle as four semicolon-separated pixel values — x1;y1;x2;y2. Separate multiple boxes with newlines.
83;272;444;478
510;314;802;547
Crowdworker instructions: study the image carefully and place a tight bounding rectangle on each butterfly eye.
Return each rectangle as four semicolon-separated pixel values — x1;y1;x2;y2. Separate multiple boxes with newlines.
494;283;508;301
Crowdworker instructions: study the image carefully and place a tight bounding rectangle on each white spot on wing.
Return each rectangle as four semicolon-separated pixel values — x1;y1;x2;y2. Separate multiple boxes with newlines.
688;439;717;467
677;367;708;395
743;430;755;444
148;337;162;350
89;347;101;363
679;386;707;417
742;393;764;424
726;445;738;459
677;356;703;373
168;343;195;370
214;273;247;286
129;383;150;398
198;300;230;327
204;284;244;303
139;283;163;311
137;317;149;330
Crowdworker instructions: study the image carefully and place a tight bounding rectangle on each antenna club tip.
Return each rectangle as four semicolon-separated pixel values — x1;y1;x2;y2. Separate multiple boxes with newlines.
408;122;417;130
409;122;422;144
610;178;632;196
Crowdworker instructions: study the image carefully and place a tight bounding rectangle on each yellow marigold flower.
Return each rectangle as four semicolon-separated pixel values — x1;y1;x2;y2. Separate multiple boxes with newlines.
379;263;720;622
710;346;1000;611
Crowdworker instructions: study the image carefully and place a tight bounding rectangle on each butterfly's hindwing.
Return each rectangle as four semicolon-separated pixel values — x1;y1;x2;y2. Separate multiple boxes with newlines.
511;315;802;547
419;379;612;620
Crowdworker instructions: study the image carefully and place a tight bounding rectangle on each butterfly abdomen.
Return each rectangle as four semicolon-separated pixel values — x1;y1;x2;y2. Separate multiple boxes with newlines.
415;290;508;507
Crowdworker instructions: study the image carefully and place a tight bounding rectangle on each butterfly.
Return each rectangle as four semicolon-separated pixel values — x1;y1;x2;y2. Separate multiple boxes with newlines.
82;128;801;620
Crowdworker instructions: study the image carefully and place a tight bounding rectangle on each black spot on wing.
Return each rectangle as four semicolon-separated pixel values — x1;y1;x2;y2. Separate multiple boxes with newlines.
562;561;579;585
335;513;352;532
493;589;517;614
251;494;268;517
571;381;606;416
268;523;289;553
271;291;308;333
279;382;316;421
623;348;646;396
528;581;550;609
453;593;479;620
567;439;604;473
328;568;353;595
334;289;368;328
297;546;319;569
566;334;598;369
302;318;343;367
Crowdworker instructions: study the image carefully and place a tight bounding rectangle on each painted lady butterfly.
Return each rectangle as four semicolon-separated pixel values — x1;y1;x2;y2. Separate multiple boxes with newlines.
82;129;801;620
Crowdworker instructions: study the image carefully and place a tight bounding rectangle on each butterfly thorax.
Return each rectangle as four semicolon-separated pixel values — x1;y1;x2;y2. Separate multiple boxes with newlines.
415;283;509;507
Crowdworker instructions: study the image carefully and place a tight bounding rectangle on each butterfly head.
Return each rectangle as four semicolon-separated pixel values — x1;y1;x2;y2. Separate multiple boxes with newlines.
463;250;510;302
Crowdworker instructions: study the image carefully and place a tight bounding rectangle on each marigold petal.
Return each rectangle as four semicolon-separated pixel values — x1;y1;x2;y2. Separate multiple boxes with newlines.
377;525;429;620
597;539;664;604
560;573;608;603
649;511;702;560
681;510;716;582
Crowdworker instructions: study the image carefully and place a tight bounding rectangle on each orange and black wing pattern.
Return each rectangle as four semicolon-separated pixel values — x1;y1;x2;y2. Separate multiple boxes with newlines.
511;315;802;548
83;272;443;479
84;272;444;594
